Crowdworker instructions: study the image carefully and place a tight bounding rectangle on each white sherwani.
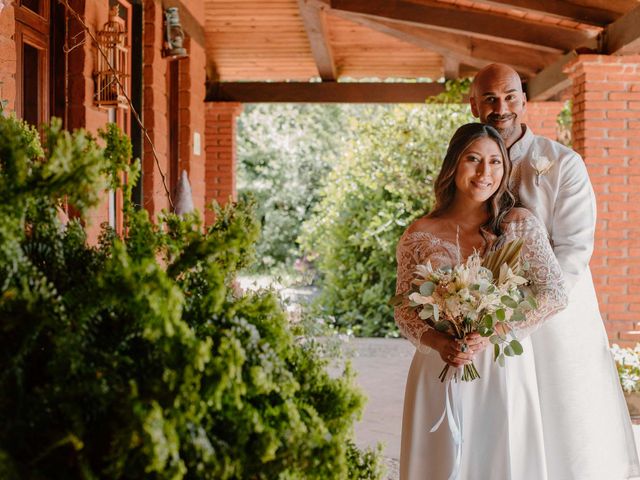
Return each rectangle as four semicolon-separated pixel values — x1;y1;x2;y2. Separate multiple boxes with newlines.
510;125;640;480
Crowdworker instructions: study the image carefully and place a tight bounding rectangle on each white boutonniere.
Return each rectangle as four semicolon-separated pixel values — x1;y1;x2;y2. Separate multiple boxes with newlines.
529;150;554;186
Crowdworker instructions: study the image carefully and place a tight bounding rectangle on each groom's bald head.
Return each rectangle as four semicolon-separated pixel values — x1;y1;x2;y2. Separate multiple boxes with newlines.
470;64;527;148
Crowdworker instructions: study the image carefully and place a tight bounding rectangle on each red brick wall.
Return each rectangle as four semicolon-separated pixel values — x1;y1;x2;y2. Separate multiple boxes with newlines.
67;0;111;244
566;55;640;346
524;101;564;141
0;3;16;111
142;0;207;218
204;102;242;225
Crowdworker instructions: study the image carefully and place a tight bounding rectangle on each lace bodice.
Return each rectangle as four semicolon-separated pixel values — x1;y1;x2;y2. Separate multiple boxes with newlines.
394;214;568;352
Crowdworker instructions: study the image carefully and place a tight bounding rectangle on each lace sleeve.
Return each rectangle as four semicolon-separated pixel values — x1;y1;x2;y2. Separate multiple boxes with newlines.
394;232;433;354
502;215;569;338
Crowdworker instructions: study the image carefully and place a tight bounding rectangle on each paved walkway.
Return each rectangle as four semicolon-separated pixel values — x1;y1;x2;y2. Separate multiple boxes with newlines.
346;337;640;480
343;338;413;480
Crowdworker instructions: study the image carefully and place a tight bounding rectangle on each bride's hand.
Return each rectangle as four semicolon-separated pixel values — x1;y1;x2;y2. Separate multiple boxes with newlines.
422;330;475;368
464;332;490;356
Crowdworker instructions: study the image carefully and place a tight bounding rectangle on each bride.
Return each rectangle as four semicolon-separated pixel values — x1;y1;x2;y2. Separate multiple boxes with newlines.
394;123;569;479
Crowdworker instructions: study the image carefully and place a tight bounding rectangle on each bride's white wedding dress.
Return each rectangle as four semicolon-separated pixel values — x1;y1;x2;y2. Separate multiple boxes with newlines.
395;212;638;480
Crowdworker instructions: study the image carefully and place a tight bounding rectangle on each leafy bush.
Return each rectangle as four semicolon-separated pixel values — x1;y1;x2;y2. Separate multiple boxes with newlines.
237;104;350;271
300;99;474;337
0;115;383;479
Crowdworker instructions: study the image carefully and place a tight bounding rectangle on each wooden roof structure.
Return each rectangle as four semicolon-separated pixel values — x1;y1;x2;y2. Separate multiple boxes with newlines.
203;0;640;102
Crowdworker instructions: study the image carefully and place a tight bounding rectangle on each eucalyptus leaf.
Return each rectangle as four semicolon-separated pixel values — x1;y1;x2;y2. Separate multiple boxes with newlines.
495;309;505;321
501;296;518;309
419;281;435;296
434;321;450;332
479;326;492;337
510;339;524;355
527;295;538;309
504;345;515;357
498;354;505;367
494;343;500;361
483;314;493;329
511;310;525;322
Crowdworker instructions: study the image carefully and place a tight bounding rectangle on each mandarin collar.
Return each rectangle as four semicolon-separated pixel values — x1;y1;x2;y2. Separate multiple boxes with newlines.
508;124;534;163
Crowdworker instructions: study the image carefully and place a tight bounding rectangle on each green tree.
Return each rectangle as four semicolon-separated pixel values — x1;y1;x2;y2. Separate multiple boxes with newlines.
237;104;350;271
0;114;383;479
300;101;474;336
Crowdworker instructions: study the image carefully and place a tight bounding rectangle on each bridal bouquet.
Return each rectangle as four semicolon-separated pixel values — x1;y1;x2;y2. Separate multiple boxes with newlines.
392;240;537;382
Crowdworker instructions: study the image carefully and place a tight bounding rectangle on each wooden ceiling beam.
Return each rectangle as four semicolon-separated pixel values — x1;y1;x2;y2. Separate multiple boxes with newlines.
525;51;577;101
329;0;599;52
206;82;449;103
604;4;640;54
469;0;621;26
443;57;460;80
527;5;640;100
332;11;559;76
297;0;338;80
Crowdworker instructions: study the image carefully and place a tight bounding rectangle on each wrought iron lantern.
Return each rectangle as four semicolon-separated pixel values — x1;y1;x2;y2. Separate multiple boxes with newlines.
164;7;188;59
94;5;129;109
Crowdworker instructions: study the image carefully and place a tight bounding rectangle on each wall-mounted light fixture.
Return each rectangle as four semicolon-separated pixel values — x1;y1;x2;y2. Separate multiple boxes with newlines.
94;5;129;109
163;7;188;59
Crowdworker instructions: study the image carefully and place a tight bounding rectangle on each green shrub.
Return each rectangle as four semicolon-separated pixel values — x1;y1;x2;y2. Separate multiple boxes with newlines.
300;100;474;337
0;115;381;479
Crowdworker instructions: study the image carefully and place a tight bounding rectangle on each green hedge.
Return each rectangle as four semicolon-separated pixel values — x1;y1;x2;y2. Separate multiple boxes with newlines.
0;115;383;479
300;101;474;337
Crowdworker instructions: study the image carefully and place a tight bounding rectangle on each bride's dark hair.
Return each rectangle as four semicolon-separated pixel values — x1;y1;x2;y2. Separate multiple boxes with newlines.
429;123;515;238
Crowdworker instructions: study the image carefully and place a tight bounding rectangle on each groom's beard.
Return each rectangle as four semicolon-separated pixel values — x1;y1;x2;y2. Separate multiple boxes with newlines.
487;113;517;140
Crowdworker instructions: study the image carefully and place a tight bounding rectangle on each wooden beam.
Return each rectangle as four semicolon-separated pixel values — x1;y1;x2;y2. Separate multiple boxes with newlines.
297;0;337;80
332;11;559;76
329;0;598;52
525;51;578;101
604;4;640;54
470;0;621;26
526;5;640;101
443;57;459;80
206;82;449;103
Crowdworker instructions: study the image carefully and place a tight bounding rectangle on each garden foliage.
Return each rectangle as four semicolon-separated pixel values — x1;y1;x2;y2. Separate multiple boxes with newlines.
300;95;474;336
0;115;383;479
237;104;349;271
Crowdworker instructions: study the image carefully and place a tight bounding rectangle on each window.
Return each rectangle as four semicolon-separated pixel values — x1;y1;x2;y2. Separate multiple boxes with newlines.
15;0;50;127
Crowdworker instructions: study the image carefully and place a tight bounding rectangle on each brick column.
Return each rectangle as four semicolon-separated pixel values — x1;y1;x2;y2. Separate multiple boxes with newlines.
142;0;170;215
524;101;564;141
0;3;16;111
178;36;206;213
204;102;242;225
565;55;640;346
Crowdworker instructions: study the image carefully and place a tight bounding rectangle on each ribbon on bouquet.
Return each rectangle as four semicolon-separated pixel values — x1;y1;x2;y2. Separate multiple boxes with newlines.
430;375;463;480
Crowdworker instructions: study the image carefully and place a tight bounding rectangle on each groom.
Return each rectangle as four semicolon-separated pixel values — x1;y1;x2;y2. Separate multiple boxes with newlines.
469;64;639;478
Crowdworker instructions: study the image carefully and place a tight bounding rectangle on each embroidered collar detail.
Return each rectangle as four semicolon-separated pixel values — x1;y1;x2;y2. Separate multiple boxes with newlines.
507;124;535;164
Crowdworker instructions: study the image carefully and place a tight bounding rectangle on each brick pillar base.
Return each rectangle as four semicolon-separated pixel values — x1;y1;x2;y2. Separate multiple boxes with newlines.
524;101;564;141
565;54;640;346
204;102;242;226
